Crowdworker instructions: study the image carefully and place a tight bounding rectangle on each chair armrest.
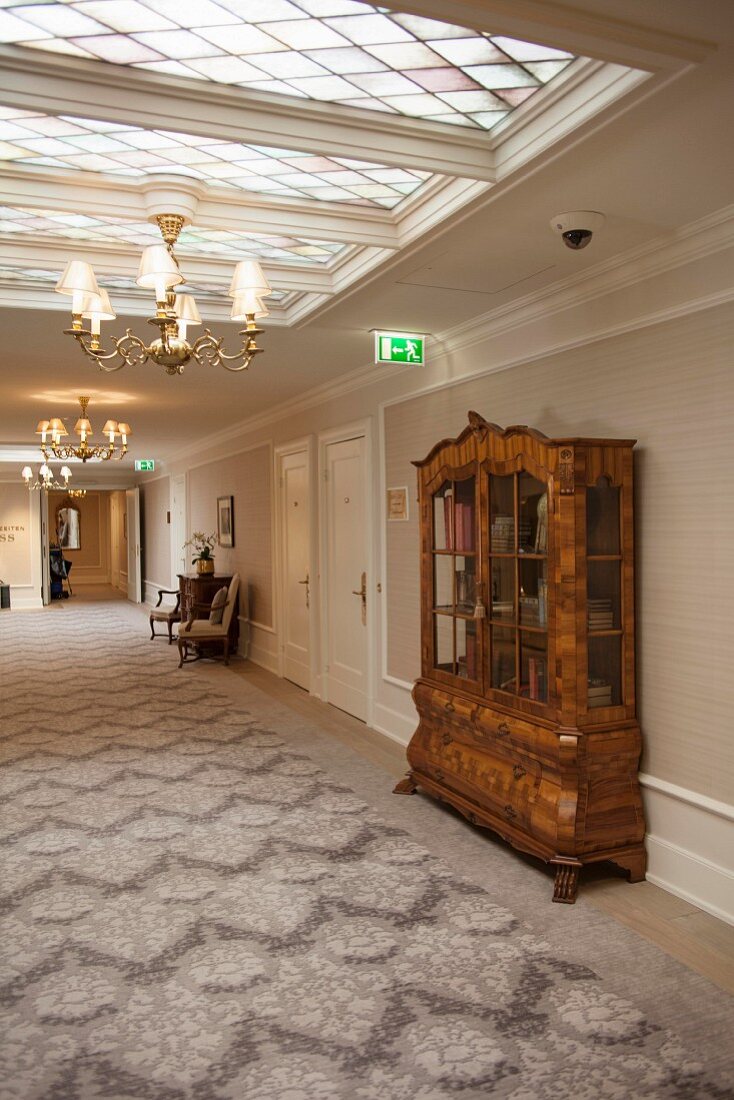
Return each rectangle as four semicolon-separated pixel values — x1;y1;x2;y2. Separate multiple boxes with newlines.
155;589;181;610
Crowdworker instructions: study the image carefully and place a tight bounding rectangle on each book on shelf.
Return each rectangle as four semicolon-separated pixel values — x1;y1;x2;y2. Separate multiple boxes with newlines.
587;676;612;707
454;501;474;551
443;490;454;550
538;577;548;626
492;600;513;618
528;655;546;701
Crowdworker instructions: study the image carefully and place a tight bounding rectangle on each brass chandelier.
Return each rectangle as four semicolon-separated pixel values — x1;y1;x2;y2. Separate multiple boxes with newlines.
21;463;72;491
37;396;131;463
55;213;272;377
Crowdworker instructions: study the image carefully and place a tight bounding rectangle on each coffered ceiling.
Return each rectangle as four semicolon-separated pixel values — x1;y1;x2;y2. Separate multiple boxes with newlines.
0;0;732;476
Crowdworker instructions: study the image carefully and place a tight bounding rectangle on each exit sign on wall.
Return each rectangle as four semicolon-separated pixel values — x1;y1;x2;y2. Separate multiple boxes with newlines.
374;331;426;366
134;459;155;472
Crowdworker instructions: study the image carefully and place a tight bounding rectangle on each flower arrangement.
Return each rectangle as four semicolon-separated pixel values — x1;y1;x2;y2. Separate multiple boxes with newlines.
183;531;219;565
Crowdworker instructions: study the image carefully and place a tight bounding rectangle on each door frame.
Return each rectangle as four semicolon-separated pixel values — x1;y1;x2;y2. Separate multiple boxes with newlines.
169;473;187;587
274;436;318;691
318;419;374;725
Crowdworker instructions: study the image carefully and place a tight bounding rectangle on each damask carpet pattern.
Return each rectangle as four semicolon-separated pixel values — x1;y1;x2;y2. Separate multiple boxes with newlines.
0;604;732;1099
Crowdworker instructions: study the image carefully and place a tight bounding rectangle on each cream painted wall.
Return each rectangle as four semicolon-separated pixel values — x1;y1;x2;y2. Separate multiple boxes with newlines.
384;302;734;806
141;475;171;591
139;234;734;923
186;447;272;626
0;481;42;608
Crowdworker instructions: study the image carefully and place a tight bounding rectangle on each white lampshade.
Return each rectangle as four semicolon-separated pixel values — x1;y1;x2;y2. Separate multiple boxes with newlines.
39;464;50;478
117;422;131;442
136;244;183;301
35;420;50;435
56;259;100;315
101;419;118;442
21;465;32;480
56;259;99;298
174;293;201;341
228;260;270;297
81;287;116;336
60;466;72;480
174;293;201;324
48;418;68;438
231;291;269;321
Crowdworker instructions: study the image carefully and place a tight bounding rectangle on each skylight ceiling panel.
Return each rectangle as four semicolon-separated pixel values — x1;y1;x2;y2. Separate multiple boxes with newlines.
0;1;578;132
0;203;352;264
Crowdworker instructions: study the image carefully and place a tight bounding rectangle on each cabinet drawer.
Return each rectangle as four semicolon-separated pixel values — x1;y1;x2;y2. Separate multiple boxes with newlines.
418;732;542;832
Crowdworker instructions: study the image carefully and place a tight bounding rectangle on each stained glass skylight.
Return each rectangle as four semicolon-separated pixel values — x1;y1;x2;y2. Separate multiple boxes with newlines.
0;107;430;208
0;263;292;302
0;206;350;265
0;2;577;131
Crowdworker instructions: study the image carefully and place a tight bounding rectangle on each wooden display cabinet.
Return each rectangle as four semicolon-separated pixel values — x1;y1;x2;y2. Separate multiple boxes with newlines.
394;411;646;903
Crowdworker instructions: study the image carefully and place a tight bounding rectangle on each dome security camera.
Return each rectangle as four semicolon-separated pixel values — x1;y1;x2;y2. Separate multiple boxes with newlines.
550;211;606;250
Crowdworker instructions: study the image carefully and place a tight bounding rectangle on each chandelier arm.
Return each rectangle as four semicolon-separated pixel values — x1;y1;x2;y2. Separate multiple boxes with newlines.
66;329;148;372
191;330;263;373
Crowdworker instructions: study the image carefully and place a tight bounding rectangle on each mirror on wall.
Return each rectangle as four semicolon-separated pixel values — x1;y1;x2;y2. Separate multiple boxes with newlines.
56;502;81;551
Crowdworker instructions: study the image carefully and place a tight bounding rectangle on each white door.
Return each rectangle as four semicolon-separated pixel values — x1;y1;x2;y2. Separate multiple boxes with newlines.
280;449;311;690
40;490;50;605
170;474;187;584
324;435;368;721
126;487;142;603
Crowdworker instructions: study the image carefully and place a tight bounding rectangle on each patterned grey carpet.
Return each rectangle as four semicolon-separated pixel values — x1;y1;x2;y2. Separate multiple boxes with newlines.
1;601;732;1099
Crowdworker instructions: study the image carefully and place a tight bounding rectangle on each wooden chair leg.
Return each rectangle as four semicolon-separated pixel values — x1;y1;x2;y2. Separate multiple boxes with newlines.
223;638;230;665
178;638;186;668
167;619;174;644
150;619;156;640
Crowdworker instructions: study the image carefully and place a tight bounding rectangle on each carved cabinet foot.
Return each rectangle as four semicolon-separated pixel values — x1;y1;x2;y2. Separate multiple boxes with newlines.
551;859;582;904
611;847;647;883
393;773;418;796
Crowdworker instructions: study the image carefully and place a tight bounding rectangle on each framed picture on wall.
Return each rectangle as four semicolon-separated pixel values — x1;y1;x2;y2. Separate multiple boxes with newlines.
217;495;234;548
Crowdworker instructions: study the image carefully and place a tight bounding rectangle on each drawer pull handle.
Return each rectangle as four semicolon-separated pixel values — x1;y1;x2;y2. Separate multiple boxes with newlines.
442;732;452;746
434;770;444;781
513;765;526;780
444;701;455;713
504;804;517;820
497;722;510;737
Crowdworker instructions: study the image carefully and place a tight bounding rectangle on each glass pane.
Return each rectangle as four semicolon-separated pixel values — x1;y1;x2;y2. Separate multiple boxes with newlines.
490;625;516;693
434;613;454;675
490;473;514;552
520;631;548;703
433;554;454;611
587;561;620;631
519;559;548;627
454;555;476;613
490;557;515;622
454;476;475;552
588;636;622;707
587;478;620;555
519;471;547;554
433;481;452;551
456;618;478;680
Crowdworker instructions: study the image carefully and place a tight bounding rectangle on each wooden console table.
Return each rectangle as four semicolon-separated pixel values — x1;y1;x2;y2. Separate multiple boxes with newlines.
177;573;239;651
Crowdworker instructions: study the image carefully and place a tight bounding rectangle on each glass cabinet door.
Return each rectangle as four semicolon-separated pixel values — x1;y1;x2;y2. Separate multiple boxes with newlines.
488;469;549;703
431;474;479;683
586;477;623;708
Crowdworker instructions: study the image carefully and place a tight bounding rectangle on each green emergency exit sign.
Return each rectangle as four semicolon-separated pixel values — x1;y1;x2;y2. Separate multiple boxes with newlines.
134;459;155;472
374;331;425;366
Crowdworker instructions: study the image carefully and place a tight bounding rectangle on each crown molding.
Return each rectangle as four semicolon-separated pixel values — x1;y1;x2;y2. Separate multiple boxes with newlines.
163;202;734;467
390;0;716;70
440;204;734;354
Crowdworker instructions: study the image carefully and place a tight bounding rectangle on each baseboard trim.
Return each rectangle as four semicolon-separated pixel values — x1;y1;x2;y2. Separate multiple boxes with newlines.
371;700;415;747
645;834;734;927
247;622;278;674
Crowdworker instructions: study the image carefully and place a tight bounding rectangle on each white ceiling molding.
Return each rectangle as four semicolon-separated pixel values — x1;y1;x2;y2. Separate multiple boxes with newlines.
0;45;498;182
390;0;716;71
161;202;734;469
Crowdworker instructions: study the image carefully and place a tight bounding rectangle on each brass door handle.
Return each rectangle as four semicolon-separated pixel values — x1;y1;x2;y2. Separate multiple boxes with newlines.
351;571;367;625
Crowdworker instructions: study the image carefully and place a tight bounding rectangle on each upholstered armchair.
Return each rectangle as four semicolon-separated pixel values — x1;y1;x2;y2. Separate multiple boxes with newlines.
149;588;181;644
177;573;240;668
